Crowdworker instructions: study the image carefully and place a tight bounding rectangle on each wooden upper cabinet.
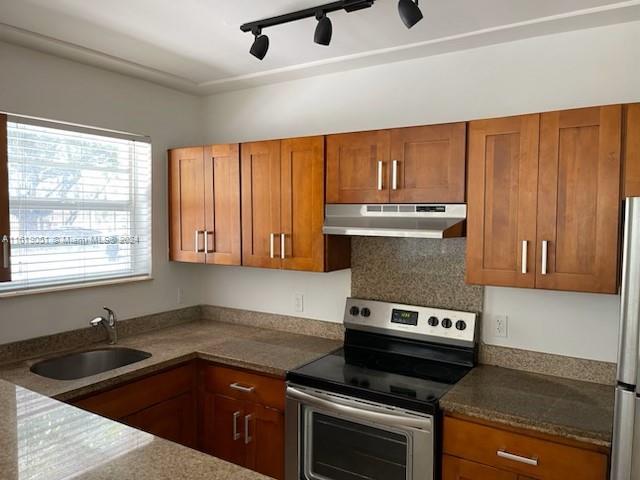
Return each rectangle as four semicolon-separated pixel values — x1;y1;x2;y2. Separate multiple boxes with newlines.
204;144;241;265
169;147;207;263
281;136;325;272
390;123;466;203
169;145;241;265
624;103;640;197
241;140;282;269
466;115;540;288
0;114;10;283
536;106;622;294
326;130;391;204
242;137;350;272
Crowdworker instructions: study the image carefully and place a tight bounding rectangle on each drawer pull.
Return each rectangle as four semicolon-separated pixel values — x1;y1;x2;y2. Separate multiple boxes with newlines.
232;411;241;441
497;450;539;466
230;382;255;393
244;414;253;445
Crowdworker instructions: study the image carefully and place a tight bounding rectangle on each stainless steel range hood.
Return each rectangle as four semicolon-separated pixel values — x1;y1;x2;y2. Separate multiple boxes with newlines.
322;204;466;239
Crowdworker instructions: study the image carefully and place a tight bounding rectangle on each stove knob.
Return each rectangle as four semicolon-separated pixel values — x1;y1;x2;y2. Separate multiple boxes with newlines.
360;307;371;318
427;316;439;327
455;320;467;331
441;318;452;329
349;306;360;316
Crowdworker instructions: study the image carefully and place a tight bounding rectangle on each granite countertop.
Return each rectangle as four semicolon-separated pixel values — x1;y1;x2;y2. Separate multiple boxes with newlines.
0;378;270;480
440;365;615;448
0;319;342;401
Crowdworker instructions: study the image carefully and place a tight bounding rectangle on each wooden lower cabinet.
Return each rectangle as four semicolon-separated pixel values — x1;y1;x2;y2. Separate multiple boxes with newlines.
72;363;198;448
443;455;518;480
200;363;285;480
443;416;608;480
72;361;285;479
122;392;197;448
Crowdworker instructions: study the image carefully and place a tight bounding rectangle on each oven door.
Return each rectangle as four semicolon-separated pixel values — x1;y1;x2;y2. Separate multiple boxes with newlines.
286;385;434;480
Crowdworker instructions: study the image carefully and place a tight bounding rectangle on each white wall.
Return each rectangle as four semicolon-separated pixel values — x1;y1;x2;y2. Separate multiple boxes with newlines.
200;21;640;363
0;41;203;343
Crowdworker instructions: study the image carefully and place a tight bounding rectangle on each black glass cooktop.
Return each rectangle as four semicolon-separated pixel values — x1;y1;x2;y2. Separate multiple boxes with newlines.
287;332;473;415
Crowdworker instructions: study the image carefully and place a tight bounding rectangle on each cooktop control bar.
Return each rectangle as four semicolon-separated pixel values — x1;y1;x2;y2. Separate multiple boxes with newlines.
343;297;477;347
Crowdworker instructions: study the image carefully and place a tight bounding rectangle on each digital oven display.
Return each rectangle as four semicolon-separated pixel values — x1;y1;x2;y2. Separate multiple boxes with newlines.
391;309;419;326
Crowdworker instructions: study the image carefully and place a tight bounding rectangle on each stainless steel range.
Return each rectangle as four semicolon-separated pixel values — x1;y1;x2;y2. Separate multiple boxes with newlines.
285;298;478;480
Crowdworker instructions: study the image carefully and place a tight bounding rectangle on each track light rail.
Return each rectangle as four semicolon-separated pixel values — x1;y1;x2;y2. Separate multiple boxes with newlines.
240;0;375;34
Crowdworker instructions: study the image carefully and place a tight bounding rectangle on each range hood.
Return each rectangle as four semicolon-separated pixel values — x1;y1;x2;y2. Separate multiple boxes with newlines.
322;204;466;239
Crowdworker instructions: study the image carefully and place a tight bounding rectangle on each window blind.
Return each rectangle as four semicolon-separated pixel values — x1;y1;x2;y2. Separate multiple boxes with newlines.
0;119;152;294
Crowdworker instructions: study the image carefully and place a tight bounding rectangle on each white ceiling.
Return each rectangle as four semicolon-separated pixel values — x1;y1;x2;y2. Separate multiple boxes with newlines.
0;0;639;95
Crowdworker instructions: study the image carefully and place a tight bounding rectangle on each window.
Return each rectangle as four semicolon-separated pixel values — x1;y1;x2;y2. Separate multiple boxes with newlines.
0;116;151;295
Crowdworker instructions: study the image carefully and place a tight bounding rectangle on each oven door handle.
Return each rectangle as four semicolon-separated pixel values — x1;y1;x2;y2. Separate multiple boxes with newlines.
287;386;432;431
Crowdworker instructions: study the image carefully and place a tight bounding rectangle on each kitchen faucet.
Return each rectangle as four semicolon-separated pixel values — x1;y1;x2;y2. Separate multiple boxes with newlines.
90;307;118;345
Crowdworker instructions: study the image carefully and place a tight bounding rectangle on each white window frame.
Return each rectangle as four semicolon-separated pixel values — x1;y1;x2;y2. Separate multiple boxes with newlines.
0;113;153;297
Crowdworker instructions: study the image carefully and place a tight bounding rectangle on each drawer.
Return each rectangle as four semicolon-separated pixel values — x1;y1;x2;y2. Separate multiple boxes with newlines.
443;417;608;480
201;364;285;411
73;363;196;420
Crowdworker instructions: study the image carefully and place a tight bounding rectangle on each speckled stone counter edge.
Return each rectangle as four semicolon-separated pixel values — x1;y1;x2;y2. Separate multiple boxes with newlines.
0;305;201;365
480;343;616;386
200;305;344;340
0;304;615;385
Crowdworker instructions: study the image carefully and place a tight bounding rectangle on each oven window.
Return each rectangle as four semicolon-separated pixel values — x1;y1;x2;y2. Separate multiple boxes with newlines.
307;411;409;480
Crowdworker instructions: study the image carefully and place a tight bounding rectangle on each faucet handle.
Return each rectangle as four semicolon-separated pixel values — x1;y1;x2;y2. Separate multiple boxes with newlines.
102;306;116;322
90;316;105;327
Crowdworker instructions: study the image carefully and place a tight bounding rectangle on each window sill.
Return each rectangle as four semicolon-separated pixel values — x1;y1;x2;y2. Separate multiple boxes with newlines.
0;275;153;298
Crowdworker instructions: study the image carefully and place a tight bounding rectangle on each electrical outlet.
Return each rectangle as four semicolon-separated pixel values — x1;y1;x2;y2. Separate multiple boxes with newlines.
295;293;304;313
494;314;508;338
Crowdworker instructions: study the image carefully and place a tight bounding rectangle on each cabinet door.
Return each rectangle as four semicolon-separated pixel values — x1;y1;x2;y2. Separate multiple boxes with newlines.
206;394;247;467
241;140;282;269
204;144;241;265
0;114;10;282
326;130;391;204
623;104;640;197
123;392;197;448
536;106;622;293
443;455;517;480
169;147;206;263
281;136;325;272
245;402;285;480
390;123;466;203
466;115;540;288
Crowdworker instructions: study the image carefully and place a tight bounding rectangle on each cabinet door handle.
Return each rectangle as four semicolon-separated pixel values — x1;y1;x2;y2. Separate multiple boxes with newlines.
497;450;539;466
230;382;255;393
269;233;275;259
244;414;253;445
392;160;398;191
233;411;241;441
194;230;204;253
281;233;286;260
541;240;549;275
2;236;8;269
204;230;209;254
521;240;528;274
377;161;383;191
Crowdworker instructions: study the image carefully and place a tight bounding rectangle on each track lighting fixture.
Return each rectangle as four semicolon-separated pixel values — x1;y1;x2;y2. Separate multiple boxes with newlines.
314;12;333;46
249;27;269;60
241;0;423;59
398;0;423;29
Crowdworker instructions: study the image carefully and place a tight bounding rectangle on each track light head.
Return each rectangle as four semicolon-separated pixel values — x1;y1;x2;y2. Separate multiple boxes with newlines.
250;28;269;60
314;13;332;46
398;0;423;29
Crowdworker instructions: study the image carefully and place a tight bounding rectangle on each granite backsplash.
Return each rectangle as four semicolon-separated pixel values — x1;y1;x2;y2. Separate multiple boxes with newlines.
351;236;484;313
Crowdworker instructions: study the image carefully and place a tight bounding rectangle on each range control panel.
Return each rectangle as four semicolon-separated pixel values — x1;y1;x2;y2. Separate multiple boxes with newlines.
344;298;477;347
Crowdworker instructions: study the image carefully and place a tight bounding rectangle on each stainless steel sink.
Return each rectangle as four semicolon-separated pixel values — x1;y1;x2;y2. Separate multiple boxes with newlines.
30;347;152;380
